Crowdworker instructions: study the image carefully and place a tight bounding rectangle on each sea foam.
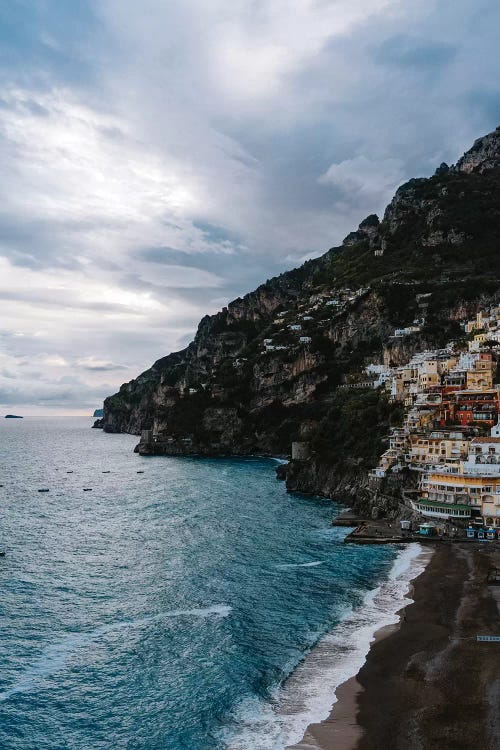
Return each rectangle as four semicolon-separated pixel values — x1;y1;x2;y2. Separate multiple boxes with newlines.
220;544;431;750
0;604;231;702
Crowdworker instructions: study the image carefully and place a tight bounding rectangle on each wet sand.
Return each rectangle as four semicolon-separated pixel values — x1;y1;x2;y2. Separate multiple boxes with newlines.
290;543;500;750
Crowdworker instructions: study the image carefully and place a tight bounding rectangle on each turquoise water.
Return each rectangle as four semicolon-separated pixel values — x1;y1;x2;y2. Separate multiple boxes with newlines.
0;417;407;749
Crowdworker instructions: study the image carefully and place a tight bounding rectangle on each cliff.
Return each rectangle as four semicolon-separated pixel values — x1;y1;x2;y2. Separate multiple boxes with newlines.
95;127;500;512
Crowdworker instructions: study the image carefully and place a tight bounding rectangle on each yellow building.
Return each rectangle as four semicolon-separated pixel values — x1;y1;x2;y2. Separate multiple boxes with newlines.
416;437;500;525
405;406;440;432
408;431;469;467
465;311;486;334
466;369;493;390
418;371;440;389
469;331;489;351
389;365;417;402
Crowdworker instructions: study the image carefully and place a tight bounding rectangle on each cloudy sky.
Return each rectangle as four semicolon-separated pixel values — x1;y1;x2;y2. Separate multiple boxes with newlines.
1;0;499;414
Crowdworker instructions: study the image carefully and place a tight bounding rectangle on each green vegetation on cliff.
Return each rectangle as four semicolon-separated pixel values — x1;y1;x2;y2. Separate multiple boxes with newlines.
312;389;403;472
96;127;500;467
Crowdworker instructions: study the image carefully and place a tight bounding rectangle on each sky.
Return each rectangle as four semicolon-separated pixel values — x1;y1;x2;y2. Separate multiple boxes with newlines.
1;0;500;415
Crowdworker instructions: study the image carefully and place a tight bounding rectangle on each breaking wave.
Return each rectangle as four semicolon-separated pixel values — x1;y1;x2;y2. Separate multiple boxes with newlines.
220;545;431;750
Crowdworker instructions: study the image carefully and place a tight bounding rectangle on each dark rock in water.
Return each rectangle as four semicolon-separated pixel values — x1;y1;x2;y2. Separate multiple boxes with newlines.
275;463;288;481
5;414;23;419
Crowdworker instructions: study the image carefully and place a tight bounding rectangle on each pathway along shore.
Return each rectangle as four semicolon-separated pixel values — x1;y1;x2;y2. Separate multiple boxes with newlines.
290;543;500;750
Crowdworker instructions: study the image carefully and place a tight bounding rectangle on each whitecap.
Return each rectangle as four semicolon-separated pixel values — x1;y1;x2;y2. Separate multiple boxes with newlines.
0;604;231;702
220;544;431;750
275;562;323;570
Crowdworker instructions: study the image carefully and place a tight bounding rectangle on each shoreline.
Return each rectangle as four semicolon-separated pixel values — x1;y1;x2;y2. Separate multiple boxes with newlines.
289;542;500;750
287;544;430;750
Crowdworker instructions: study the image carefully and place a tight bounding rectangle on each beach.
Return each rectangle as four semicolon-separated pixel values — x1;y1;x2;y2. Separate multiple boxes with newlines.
290;543;500;750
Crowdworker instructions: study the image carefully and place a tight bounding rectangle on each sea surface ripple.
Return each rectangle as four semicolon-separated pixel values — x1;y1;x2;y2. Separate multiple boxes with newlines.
0;417;404;750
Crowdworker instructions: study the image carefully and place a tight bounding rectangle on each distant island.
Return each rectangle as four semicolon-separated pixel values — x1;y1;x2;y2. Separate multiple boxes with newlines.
5;414;23;419
93;409;104;418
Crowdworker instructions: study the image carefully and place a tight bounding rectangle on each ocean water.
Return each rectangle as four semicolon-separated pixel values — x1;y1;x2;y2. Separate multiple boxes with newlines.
0;417;425;750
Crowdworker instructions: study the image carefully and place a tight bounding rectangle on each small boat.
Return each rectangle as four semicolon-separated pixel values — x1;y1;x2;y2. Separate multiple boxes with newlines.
83;488;93;492
38;488;50;493
102;471;111;474
137;471;144;474
67;471;74;474
0;550;5;557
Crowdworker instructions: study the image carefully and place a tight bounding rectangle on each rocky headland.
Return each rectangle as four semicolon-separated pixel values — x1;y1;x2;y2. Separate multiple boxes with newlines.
95;127;500;520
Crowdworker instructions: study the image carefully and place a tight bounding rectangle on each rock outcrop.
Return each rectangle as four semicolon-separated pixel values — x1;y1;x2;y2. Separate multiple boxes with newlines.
455;126;500;174
95;126;500;514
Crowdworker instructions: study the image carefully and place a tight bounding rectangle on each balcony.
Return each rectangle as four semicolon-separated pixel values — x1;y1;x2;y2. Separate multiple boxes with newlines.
461;463;500;477
413;499;472;519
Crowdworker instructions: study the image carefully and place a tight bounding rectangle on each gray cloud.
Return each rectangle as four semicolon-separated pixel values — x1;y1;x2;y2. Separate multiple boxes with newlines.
375;36;457;70
0;0;500;412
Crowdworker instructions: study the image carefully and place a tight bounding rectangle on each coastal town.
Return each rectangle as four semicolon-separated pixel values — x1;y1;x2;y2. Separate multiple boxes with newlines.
367;303;500;537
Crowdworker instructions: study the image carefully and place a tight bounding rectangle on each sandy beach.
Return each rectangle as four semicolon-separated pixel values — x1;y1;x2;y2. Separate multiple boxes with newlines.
290;543;500;750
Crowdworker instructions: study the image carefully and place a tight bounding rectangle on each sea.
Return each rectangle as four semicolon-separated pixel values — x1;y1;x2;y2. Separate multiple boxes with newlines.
0;417;426;750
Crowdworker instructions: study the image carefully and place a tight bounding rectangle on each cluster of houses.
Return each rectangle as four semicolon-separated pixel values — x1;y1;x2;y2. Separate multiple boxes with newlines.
370;304;500;533
263;287;369;353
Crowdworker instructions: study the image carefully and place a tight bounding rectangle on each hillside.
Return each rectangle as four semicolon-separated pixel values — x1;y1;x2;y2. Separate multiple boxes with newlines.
95;127;500;495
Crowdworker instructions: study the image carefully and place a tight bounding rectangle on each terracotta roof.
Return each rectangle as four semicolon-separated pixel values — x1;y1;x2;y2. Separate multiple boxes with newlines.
471;437;500;443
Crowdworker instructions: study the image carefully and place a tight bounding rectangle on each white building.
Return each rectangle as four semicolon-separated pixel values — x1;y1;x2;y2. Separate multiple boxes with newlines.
393;325;421;338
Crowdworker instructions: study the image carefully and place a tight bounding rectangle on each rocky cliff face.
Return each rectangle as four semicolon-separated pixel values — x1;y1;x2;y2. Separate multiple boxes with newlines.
455;126;500;174
96;127;500;508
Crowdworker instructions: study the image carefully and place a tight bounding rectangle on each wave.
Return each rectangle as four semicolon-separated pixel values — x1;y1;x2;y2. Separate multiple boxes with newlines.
0;604;231;703
219;544;431;750
276;561;323;570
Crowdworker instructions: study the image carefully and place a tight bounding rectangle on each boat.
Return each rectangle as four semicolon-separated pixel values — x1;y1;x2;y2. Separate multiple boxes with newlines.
38;488;49;493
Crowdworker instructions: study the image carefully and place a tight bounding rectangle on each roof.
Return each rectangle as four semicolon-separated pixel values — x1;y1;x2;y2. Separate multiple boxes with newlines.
412;432;466;442
455;389;499;395
471;437;500;443
417;499;472;511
